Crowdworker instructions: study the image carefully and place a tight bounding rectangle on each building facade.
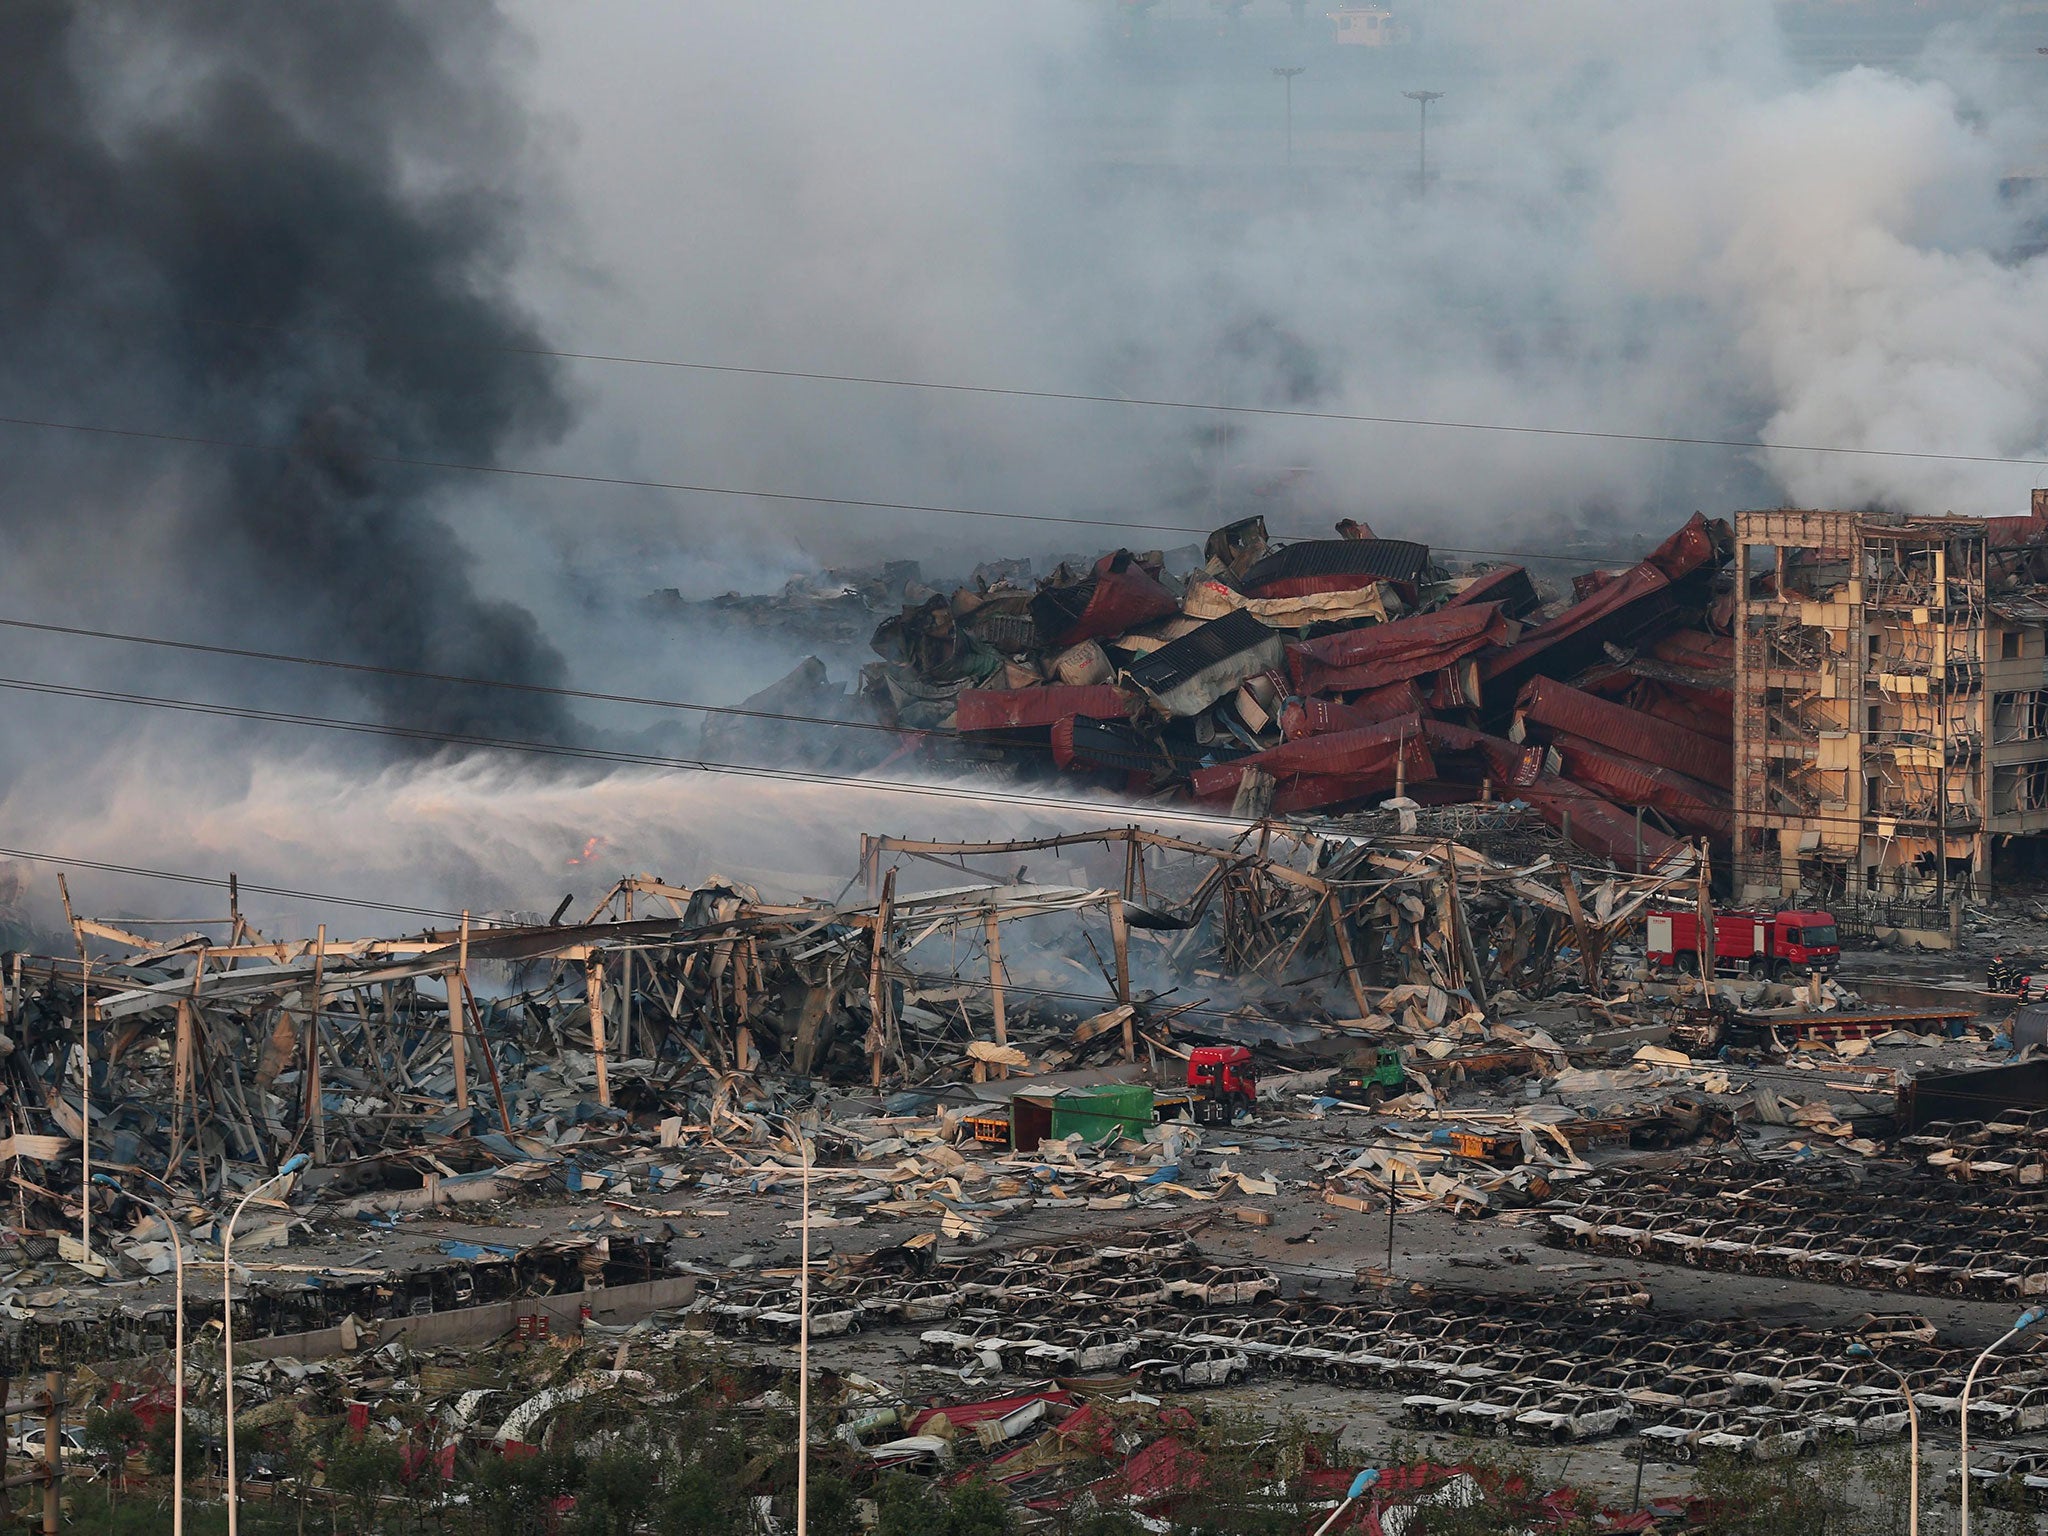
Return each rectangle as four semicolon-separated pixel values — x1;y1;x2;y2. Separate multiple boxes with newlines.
1732;494;2048;911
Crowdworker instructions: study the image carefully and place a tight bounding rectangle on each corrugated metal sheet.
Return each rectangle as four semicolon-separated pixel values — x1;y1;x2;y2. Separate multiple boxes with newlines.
1444;565;1540;618
1627;680;1732;738
955;685;1131;733
1279;681;1422;739
1477;562;1680;703
1269;756;1432;813
1516;774;1682;869
1989;514;2048;550
1028;551;1179;648
1128;609;1274;686
1189;714;1434;806
1286;603;1514;697
1572;569;1621;603
1990;591;2048;622
1548;733;1733;839
1414;719;1526;788
1126;610;1284;718
1651;630;1735;673
1050;717;1203;779
1517;678;1733;789
1240;538;1430;598
1643;512;1730;581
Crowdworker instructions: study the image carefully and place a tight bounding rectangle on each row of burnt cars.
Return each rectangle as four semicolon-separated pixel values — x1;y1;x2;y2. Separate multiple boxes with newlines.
1903;1108;2048;1184
689;1229;2048;1468
1544;1157;2048;1301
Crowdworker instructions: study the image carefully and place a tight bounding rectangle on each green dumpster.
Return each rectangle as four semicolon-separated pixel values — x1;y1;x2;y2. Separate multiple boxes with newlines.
1050;1084;1155;1146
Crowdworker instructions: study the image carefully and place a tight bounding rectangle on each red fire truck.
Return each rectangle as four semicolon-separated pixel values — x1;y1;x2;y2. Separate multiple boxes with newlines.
1157;1045;1260;1126
1645;908;1840;981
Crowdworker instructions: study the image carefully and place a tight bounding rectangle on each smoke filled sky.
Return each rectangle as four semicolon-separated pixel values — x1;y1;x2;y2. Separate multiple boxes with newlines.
500;0;2048;599
5;0;2048;923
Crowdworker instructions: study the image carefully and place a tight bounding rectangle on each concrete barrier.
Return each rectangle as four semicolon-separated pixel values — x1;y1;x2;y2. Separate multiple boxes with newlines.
239;1273;702;1362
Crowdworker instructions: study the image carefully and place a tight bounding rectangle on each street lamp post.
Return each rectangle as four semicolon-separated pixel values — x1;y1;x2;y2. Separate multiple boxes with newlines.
223;1154;308;1536
770;1115;814;1536
1847;1343;1917;1536
95;1174;185;1536
1960;1307;2045;1536
1273;67;1306;168
1403;90;1443;191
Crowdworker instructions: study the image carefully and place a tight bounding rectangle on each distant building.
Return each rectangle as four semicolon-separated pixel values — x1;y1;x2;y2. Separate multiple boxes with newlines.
1732;494;2048;914
1330;5;1407;46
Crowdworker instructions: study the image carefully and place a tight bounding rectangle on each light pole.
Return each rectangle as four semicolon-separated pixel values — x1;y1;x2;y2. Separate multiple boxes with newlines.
1273;67;1306;168
1960;1307;2045;1535
223;1154;307;1536
95;1173;184;1536
1403;90;1443;192
770;1115;813;1536
1310;1468;1379;1536
1847;1343;1917;1536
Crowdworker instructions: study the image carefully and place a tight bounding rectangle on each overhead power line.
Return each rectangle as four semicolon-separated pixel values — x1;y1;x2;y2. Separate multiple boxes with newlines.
0;615;917;742
0;411;1211;539
0;671;1270;832
0;846;474;923
0;405;1656;562
0;611;1942;847
188;315;2048;473
0;408;2021;572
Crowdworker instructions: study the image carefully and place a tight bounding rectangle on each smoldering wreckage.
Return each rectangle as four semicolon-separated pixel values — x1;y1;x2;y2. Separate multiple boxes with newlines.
10;513;2048;1527
715;510;1737;867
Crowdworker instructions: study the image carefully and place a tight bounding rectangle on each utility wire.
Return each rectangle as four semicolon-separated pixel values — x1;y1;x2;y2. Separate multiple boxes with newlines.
177;315;2048;475
0;610;1991;850
0;411;1231;540
0;407;1983;569
0;664;1705;894
4;645;1959;926
0;845;478;924
0;671;1271;831
0;614;925;743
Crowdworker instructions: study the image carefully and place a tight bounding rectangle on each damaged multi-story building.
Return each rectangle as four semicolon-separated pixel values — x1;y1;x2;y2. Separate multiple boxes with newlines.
1732;491;2048;916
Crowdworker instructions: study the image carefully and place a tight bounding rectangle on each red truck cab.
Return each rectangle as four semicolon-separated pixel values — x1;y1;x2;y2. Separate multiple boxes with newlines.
1646;908;1839;981
1187;1045;1258;1125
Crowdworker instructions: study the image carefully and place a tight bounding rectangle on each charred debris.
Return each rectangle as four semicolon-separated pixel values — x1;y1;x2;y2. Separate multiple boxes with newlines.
0;803;2019;1357
705;512;1739;867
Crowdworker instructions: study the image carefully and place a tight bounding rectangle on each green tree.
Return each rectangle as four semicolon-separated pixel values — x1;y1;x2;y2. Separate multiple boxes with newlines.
144;1412;204;1480
462;1444;588;1536
575;1445;661;1536
1058;1508;1148;1536
876;1473;949;1536
945;1479;1015;1536
81;1405;145;1500
808;1474;864;1536
1689;1447;1857;1536
325;1434;403;1532
656;1462;751;1536
1167;1413;1301;1536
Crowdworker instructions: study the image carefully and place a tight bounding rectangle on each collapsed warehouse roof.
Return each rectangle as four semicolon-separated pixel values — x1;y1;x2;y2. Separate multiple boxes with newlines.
711;512;1742;870
6;823;1698;1195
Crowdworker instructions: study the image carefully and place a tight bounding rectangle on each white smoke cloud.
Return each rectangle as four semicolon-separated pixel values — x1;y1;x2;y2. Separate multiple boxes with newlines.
13;0;2048;928
498;0;2048;611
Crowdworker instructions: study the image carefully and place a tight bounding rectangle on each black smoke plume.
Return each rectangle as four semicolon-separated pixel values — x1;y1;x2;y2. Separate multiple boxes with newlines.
0;0;572;740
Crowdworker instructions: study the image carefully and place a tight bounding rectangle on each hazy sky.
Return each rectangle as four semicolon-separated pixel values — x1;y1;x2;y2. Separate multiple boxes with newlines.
6;0;2048;926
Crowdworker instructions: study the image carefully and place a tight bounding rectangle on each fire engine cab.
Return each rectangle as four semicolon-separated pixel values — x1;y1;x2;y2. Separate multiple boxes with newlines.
1184;1045;1258;1126
1645;908;1840;982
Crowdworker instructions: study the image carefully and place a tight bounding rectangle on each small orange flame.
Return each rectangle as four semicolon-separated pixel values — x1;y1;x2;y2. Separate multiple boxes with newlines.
567;835;604;867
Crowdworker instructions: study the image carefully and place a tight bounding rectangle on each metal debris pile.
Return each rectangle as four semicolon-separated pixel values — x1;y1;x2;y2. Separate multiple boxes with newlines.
710;511;1737;866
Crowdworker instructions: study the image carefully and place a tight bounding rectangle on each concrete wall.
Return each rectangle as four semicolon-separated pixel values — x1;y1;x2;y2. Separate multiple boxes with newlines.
240;1273;701;1363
